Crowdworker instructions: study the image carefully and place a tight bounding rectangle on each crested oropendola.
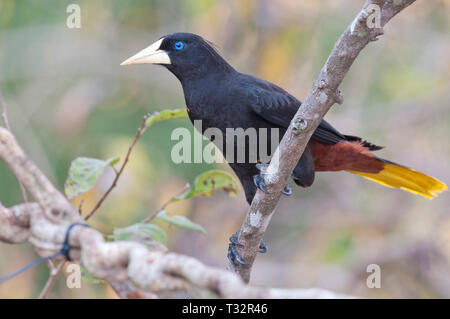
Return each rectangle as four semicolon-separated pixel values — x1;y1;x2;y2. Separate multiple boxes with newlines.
121;33;447;264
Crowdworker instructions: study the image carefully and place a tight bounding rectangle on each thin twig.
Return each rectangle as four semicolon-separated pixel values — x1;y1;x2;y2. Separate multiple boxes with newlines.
0;90;29;203
38;261;66;299
141;183;190;223
0;91;12;131
78;199;84;215
85;115;150;221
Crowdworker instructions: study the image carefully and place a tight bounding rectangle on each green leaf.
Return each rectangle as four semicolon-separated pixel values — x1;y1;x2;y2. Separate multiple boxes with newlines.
64;156;119;199
157;210;206;233
144;109;188;131
108;223;168;247
175;170;239;201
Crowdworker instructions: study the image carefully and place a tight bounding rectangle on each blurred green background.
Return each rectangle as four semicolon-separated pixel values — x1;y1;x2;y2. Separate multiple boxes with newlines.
0;0;449;298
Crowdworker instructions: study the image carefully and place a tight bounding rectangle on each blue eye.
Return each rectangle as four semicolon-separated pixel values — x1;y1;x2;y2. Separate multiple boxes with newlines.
174;41;184;50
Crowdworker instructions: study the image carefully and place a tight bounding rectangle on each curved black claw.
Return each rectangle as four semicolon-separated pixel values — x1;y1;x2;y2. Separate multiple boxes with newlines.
254;163;292;196
228;243;248;265
281;182;292;196
227;231;268;266
253;173;271;194
259;240;268;254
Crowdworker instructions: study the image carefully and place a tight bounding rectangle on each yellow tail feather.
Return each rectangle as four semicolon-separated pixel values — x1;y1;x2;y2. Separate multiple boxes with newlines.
348;163;448;199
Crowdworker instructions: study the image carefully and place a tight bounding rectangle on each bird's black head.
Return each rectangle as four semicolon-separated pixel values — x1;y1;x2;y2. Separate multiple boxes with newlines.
121;32;234;81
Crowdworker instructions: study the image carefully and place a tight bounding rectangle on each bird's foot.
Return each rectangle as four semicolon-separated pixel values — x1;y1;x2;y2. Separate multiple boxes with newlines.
282;183;292;196
253;163;292;196
227;230;267;266
253;171;271;194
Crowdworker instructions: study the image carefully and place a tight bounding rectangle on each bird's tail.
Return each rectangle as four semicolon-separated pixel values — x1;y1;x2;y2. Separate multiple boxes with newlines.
347;159;447;199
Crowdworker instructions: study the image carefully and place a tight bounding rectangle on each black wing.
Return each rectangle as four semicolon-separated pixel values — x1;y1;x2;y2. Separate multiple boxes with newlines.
239;74;346;145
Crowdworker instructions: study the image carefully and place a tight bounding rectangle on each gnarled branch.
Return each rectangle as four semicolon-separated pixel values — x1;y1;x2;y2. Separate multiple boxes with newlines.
0;122;350;298
229;0;417;283
0;201;351;298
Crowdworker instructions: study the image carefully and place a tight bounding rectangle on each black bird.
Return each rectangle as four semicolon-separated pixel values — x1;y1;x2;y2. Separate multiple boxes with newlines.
122;33;447;264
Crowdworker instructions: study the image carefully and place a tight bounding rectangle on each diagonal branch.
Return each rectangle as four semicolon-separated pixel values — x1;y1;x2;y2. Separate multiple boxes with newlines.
0;1;419;294
0;114;352;299
0;127;78;223
0;127;162;299
0;90;29;203
228;0;417;282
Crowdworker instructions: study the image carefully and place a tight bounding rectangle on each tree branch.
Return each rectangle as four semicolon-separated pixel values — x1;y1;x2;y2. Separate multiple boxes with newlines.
0;0;419;297
0;201;351;298
141;183;190;224
0;123;351;299
228;0;417;282
0;202;34;244
38;261;65;299
0;90;29;203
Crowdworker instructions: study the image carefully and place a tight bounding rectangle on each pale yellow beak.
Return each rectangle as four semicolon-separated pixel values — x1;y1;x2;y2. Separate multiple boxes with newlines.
120;38;171;66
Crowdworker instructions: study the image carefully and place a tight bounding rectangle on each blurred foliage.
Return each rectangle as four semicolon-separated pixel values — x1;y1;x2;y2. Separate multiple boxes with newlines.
1;0;450;298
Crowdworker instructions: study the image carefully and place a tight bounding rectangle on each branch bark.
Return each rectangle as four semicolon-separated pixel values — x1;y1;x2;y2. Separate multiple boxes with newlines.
228;0;417;282
0;0;419;297
0;201;351;298
0;90;29;202
0;126;152;298
38;261;65;299
0;0;418;298
0;122;351;298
